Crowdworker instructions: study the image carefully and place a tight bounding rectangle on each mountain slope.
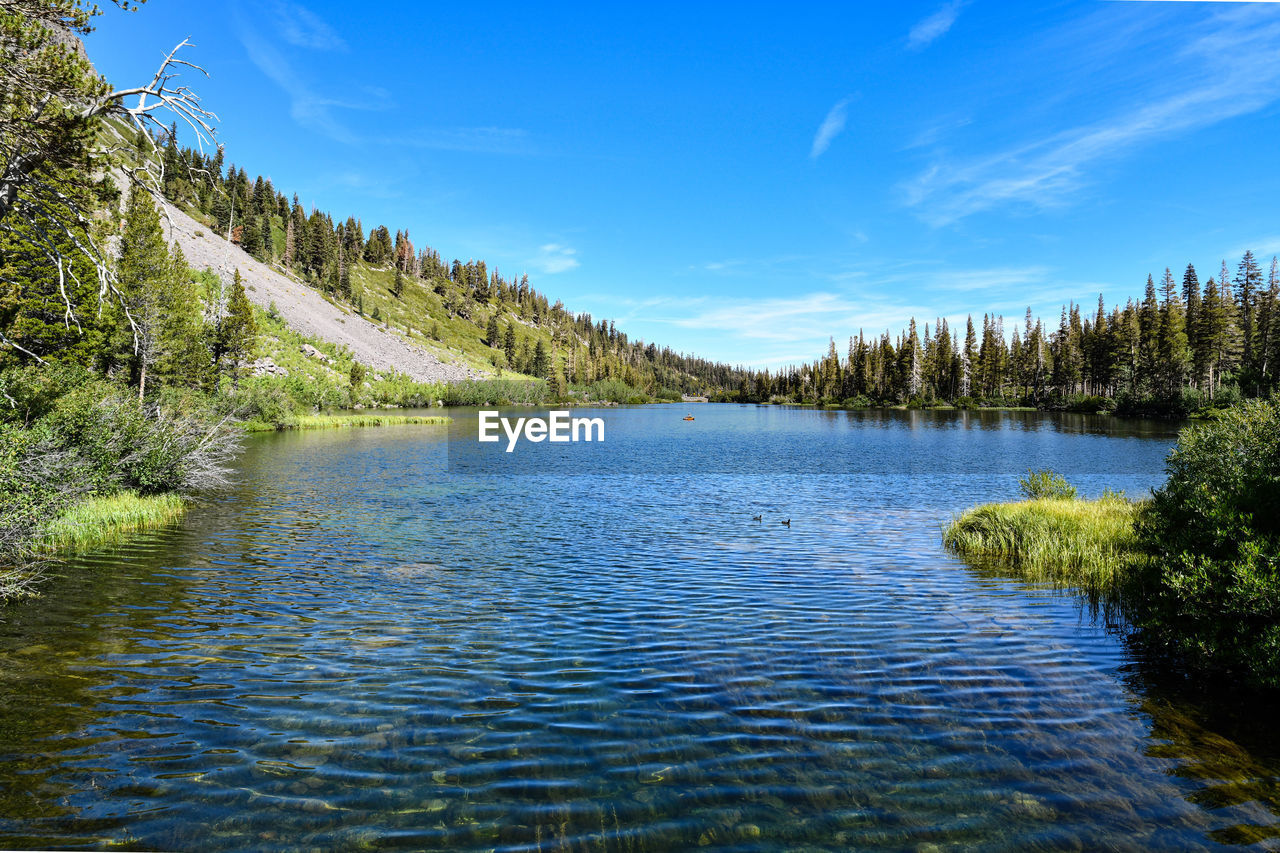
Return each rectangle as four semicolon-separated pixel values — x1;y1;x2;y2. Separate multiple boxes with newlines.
160;202;485;383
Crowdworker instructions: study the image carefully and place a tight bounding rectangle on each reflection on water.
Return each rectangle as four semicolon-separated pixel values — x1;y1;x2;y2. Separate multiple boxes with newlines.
0;405;1277;851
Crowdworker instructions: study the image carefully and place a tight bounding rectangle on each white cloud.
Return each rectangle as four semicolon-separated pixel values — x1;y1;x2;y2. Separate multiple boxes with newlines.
908;1;965;51
273;2;348;51
810;96;855;159
903;7;1280;225
530;243;579;274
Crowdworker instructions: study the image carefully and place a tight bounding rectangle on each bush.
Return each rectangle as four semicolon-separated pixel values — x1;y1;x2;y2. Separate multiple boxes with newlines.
1133;399;1280;687
235;377;304;428
1018;469;1077;500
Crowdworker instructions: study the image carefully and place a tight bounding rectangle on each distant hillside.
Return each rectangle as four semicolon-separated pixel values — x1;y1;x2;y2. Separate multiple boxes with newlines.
150;133;747;397
159;202;480;384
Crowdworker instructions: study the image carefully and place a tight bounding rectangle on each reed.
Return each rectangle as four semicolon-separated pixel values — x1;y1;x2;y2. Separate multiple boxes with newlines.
243;414;451;432
943;494;1147;593
38;491;187;554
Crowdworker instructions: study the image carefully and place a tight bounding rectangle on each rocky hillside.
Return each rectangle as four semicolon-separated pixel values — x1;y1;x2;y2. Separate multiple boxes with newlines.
160;203;486;383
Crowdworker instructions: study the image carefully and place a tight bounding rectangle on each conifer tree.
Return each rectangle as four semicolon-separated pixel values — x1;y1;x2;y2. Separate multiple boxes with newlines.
1200;276;1228;397
961;316;977;396
1157;267;1190;394
1235;250;1263;379
0;164;107;367
1183;265;1203;389
260;215;274;263
114;188;176;397
240;213;262;257
532;338;549;379
214;269;257;387
503;324;517;365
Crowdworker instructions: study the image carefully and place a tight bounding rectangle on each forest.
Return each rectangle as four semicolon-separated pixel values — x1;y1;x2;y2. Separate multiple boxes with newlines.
744;256;1280;415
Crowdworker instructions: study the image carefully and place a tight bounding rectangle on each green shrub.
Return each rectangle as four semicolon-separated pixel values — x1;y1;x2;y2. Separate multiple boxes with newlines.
1018;469;1077;500
580;379;647;404
1133;398;1280;687
235;377;304;429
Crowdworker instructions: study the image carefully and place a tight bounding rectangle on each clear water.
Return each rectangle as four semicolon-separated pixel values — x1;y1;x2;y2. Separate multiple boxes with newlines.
2;405;1278;851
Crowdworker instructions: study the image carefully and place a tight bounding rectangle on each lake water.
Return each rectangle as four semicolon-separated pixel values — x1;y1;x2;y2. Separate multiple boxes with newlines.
2;405;1278;851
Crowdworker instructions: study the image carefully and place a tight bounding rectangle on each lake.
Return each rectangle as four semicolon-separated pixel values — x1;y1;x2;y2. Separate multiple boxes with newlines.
1;405;1278;851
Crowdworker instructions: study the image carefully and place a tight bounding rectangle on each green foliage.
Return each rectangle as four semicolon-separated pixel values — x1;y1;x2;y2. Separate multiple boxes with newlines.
39;491;186;554
213;268;257;383
0;164;109;368
1133;399;1280;687
578;378;650;404
243;413;449;433
111;190;209;392
1018;469;1077;500
944;494;1147;594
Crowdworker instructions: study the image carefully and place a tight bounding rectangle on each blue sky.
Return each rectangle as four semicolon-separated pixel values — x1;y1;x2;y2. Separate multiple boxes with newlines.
86;1;1280;368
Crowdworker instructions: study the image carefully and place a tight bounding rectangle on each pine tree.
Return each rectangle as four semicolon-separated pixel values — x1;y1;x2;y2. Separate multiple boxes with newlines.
284;218;296;269
503;324;517;365
1156;267;1190;395
1235;250;1263;381
486;314;500;347
392;267;405;299
215;268;257;387
1256;256;1279;390
240;213;262;257
1200;276;1228;397
161;242;211;387
961;315;977;397
1182;265;1203;390
260;215;274;263
1138;275;1160;389
0;164;107;367
114;188;177;397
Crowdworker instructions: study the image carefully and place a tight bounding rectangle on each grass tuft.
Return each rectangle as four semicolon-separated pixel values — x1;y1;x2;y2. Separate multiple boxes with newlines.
38;491;187;554
943;495;1147;593
243;413;451;432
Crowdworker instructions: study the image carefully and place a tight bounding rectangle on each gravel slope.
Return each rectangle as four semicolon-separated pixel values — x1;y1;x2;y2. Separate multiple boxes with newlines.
161;203;485;383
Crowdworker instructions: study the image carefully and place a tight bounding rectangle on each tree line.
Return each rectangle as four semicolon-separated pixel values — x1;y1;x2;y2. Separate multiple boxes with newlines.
741;255;1280;413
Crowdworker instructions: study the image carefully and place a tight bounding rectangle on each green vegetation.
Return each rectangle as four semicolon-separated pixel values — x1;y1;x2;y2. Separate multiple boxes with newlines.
733;258;1280;417
1131;399;1280;689
158;143;746;399
944;491;1146;593
0;365;239;598
947;403;1280;688
39;491;186;554
244;413;450;432
1018;468;1078;500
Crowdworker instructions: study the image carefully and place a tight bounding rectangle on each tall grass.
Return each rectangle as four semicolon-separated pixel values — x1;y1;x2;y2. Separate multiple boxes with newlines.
38;491;187;554
243;413;450;432
943;494;1147;594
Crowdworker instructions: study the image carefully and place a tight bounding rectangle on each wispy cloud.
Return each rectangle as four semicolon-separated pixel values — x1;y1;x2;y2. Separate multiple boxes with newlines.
903;7;1280;225
529;243;579;274
235;7;388;143
236;6;529;152
272;1;347;51
810;96;856;159
908;1;965;51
